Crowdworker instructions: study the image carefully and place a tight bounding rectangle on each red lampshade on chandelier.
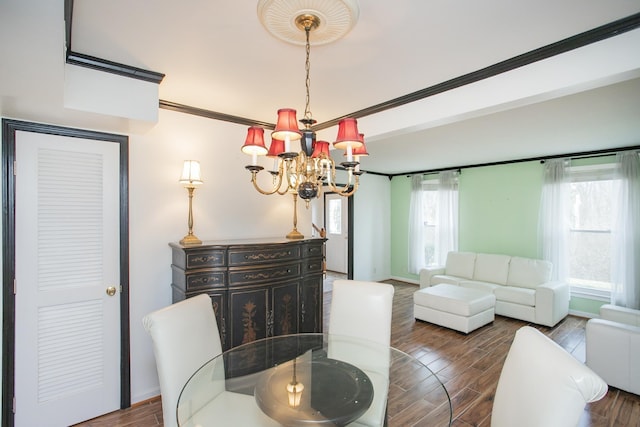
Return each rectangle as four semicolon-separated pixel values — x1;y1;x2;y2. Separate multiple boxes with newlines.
352;134;369;157
267;137;285;158
242;7;367;240
311;141;330;158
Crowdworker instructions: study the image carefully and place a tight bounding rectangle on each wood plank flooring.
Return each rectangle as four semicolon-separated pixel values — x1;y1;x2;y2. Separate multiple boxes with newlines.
74;280;640;427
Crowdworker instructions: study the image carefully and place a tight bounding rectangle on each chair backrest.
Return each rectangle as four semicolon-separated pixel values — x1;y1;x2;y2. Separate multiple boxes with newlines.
492;326;607;427
328;280;395;427
328;280;395;346
142;294;222;427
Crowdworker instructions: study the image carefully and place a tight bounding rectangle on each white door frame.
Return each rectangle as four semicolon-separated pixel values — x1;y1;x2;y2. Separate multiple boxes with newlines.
324;193;348;274
1;119;130;426
323;190;354;279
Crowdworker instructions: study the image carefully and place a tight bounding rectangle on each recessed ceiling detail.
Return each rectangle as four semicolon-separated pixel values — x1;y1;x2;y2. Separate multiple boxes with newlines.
257;0;359;45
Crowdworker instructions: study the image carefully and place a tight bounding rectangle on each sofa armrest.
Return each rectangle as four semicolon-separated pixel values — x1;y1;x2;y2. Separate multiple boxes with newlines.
599;304;640;327
419;266;445;288
534;281;570;327
586;318;640;395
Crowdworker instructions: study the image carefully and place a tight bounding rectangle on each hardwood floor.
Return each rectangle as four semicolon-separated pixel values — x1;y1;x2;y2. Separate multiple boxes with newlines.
75;280;640;427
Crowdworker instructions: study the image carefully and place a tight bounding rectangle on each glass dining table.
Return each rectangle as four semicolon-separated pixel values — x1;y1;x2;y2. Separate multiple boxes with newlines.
177;333;452;427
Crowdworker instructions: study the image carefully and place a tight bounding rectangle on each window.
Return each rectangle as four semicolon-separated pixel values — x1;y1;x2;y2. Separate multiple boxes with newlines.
409;171;458;271
327;198;342;235
420;180;438;266
568;165;617;294
407;171;458;274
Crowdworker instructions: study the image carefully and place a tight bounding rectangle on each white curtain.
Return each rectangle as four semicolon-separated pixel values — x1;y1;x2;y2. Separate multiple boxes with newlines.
408;174;425;274
538;158;570;282
611;151;640;309
435;170;459;266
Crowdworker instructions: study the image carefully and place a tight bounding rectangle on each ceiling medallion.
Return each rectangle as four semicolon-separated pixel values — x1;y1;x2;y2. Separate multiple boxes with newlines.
257;0;360;46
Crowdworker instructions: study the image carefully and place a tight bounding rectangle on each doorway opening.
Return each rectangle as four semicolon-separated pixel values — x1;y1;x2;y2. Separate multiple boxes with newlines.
321;191;354;288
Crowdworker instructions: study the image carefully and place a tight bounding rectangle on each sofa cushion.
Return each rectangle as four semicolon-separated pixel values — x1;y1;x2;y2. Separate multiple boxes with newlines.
431;275;465;286
507;257;552;289
494;286;536;307
445;252;476;279
473;253;511;285
459;281;500;294
600;304;640;327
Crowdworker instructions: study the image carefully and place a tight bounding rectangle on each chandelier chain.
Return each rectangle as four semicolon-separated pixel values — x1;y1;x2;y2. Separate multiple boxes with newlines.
304;26;313;122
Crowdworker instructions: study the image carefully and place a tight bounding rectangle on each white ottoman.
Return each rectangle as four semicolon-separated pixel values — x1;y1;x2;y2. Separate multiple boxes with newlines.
413;283;496;333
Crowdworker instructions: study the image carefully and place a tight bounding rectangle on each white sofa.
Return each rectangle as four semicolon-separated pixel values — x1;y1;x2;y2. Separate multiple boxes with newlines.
419;251;570;327
586;304;640;395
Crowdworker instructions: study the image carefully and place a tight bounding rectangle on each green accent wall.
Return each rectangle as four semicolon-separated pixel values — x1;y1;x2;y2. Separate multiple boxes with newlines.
458;161;542;258
571;296;607;315
389;158;616;316
391;161;544;282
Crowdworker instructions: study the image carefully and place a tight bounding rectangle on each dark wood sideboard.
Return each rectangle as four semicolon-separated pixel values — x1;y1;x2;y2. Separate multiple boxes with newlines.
170;238;326;351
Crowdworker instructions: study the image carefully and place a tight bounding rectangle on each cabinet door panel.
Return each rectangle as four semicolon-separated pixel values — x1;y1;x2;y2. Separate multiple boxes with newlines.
300;276;323;333
271;281;299;336
229;288;269;348
205;292;228;351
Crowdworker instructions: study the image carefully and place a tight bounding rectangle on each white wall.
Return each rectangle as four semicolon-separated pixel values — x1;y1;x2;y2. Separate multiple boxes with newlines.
126;109;395;401
0;0;393;415
327;169;392;282
124;110;393;401
128;108;314;401
352;173;392;281
0;109;391;410
1;112;393;420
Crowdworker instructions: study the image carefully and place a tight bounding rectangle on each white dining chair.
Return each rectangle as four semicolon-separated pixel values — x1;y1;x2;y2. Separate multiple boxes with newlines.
142;294;222;427
328;279;395;427
143;295;279;427
329;279;395;346
492;326;608;427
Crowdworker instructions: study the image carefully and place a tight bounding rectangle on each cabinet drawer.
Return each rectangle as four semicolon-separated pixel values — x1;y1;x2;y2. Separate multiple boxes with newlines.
302;242;324;258
186;250;226;269
301;257;323;275
229;263;301;286
229;246;301;266
186;271;226;291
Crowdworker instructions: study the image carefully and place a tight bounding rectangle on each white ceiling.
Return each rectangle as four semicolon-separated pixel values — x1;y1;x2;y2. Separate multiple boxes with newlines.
2;0;640;175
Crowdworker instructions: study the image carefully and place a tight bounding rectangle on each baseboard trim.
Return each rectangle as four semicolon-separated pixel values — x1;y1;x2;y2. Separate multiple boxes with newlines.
130;395;161;407
569;309;598;319
389;276;419;285
131;388;161;405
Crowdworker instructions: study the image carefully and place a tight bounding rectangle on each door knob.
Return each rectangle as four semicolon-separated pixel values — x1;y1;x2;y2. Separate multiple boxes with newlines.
106;286;117;296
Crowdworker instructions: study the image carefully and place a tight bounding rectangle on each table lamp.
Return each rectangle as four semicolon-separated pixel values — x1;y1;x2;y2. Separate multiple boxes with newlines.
179;160;203;245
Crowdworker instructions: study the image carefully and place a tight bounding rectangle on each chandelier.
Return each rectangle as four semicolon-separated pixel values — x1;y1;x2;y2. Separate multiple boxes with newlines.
241;2;368;240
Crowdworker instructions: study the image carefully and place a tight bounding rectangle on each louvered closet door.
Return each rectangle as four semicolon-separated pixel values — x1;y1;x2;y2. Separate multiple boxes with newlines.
14;131;120;426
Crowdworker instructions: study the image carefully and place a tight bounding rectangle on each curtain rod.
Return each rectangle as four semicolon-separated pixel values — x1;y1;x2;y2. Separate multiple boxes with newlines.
397;144;640;178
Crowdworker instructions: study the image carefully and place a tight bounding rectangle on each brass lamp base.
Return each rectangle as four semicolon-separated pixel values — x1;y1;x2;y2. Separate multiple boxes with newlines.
180;234;202;245
286;228;304;240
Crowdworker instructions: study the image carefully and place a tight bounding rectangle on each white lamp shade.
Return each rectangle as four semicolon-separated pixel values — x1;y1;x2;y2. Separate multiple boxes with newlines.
179;160;203;185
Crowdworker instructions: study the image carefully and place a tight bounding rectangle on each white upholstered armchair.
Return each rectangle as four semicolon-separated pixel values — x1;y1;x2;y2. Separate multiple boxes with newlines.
586;304;640;395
